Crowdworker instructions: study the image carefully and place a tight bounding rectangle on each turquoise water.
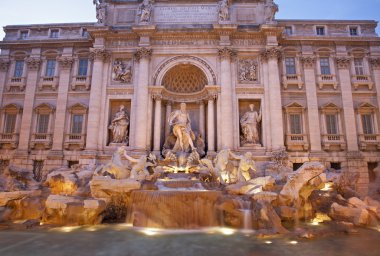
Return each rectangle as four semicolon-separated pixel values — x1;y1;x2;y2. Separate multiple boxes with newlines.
0;225;380;256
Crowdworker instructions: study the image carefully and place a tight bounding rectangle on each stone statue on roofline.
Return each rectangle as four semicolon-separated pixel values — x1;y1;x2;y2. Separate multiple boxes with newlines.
138;0;154;23
218;0;230;22
264;0;279;24
93;0;107;25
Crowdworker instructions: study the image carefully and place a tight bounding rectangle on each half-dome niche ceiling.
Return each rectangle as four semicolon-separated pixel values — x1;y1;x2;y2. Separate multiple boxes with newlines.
162;64;208;94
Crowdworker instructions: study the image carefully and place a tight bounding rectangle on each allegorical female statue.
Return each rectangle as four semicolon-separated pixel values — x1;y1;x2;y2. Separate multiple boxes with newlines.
218;0;230;22
264;0;279;24
93;0;107;24
168;103;196;152
240;104;262;145
109;105;129;144
138;0;154;23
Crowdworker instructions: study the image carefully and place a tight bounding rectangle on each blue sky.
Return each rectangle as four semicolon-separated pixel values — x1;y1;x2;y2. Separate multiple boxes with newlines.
0;0;379;39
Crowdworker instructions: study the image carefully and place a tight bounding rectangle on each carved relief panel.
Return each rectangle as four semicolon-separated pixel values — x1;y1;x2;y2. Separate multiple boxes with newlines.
238;59;259;84
112;59;133;84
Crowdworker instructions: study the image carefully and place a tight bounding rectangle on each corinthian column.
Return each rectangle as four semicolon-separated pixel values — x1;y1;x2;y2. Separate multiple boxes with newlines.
218;48;235;149
301;55;322;152
262;47;284;149
85;48;110;152
51;55;74;154
0;60;10;107
370;58;380;110
153;94;162;152
207;94;216;152
18;57;41;152
199;101;206;140
134;48;152;151
336;57;358;151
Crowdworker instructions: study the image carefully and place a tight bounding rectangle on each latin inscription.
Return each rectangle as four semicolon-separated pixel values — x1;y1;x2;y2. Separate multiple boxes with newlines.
154;5;218;23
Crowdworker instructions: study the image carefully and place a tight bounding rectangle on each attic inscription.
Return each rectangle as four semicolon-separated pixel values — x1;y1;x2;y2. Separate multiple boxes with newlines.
154;5;218;23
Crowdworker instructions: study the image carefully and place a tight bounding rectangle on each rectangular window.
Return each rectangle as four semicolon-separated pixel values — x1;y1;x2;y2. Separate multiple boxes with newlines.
316;26;325;36
50;29;59;38
20;31;28;39
32;160;44;182
82;28;88;37
362;114;374;135
354;58;365;75
78;58;88;76
290;114;302;134
71;115;83;134
285;57;296;75
350;27;358;36
285;26;293;35
320;58;331;75
325;114;338;134
45;59;56;77
14;60;24;77
37;114;50;134
4;113;17;134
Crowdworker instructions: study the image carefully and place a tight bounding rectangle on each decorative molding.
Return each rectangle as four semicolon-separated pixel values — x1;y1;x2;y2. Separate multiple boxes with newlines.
25;57;41;71
218;48;237;60
300;56;316;68
335;57;351;69
90;48;111;61
57;56;74;69
134;48;152;62
369;57;380;70
0;60;10;72
153;55;217;85
261;47;282;60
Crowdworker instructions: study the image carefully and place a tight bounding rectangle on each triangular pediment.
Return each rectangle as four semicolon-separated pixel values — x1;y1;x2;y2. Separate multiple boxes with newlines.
321;102;340;109
2;103;23;111
284;102;304;109
358;102;376;110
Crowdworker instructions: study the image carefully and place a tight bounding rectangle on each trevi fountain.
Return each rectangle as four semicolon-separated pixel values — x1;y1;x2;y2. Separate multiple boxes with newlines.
0;0;380;255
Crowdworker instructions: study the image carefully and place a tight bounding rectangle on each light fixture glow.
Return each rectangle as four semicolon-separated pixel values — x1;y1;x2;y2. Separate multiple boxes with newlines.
289;240;298;245
219;228;235;235
265;241;272;244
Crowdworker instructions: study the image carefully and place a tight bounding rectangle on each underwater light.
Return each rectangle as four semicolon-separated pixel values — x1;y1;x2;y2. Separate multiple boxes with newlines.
140;228;161;236
218;228;235;235
289;241;298;245
265;241;272;244
59;226;80;233
321;182;333;191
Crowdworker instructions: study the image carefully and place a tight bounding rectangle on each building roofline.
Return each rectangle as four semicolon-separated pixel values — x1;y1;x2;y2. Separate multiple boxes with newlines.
277;19;378;24
3;22;96;30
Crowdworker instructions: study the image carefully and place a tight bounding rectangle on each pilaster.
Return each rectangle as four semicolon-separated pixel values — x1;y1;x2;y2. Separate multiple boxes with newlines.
0;59;10;107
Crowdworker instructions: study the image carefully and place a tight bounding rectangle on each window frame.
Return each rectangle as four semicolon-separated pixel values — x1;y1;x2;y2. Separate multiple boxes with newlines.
45;59;56;77
319;57;331;75
316;26;326;36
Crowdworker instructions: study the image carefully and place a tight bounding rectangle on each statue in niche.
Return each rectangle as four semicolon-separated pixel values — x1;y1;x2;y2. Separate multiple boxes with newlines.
109;105;129;144
218;0;230;22
112;60;132;83
168;103;196;152
93;0;107;25
138;0;154;23
264;0;279;24
239;60;258;83
240;104;262;145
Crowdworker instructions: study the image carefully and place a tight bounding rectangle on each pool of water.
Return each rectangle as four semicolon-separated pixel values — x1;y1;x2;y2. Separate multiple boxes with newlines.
0;225;380;256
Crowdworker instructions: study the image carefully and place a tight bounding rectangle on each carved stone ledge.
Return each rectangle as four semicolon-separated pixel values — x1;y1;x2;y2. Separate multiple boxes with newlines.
0;60;10;72
25;57;41;71
300;56;316;68
218;48;237;60
135;48;152;62
335;57;351;69
57;57;74;69
90;48;111;61
261;47;282;60
369;57;380;70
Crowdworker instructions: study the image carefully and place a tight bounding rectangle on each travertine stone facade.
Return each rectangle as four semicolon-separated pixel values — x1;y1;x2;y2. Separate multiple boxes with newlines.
0;0;379;195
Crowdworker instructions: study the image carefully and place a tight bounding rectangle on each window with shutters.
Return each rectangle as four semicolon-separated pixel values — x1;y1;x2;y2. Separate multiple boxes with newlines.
361;114;374;135
37;114;50;134
325;114;338;134
4;113;16;134
45;59;56;77
285;57;296;75
14;60;24;77
71;114;83;134
78;58;88;76
320;57;331;75
354;58;364;75
289;114;302;134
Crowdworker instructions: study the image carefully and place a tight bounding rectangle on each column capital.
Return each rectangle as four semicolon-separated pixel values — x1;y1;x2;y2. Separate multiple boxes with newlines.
57;56;74;69
135;47;152;62
369;57;380;70
207;92;218;101
152;93;162;101
218;47;237;60
300;55;317;68
25;57;41;71
335;57;351;69
90;48;111;61
0;59;10;72
260;47;282;60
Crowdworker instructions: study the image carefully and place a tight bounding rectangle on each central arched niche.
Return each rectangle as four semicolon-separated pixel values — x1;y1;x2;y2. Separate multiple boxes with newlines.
161;64;208;94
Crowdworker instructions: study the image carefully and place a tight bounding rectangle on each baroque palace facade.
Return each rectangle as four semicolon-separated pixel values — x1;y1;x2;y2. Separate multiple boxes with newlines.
0;0;379;194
